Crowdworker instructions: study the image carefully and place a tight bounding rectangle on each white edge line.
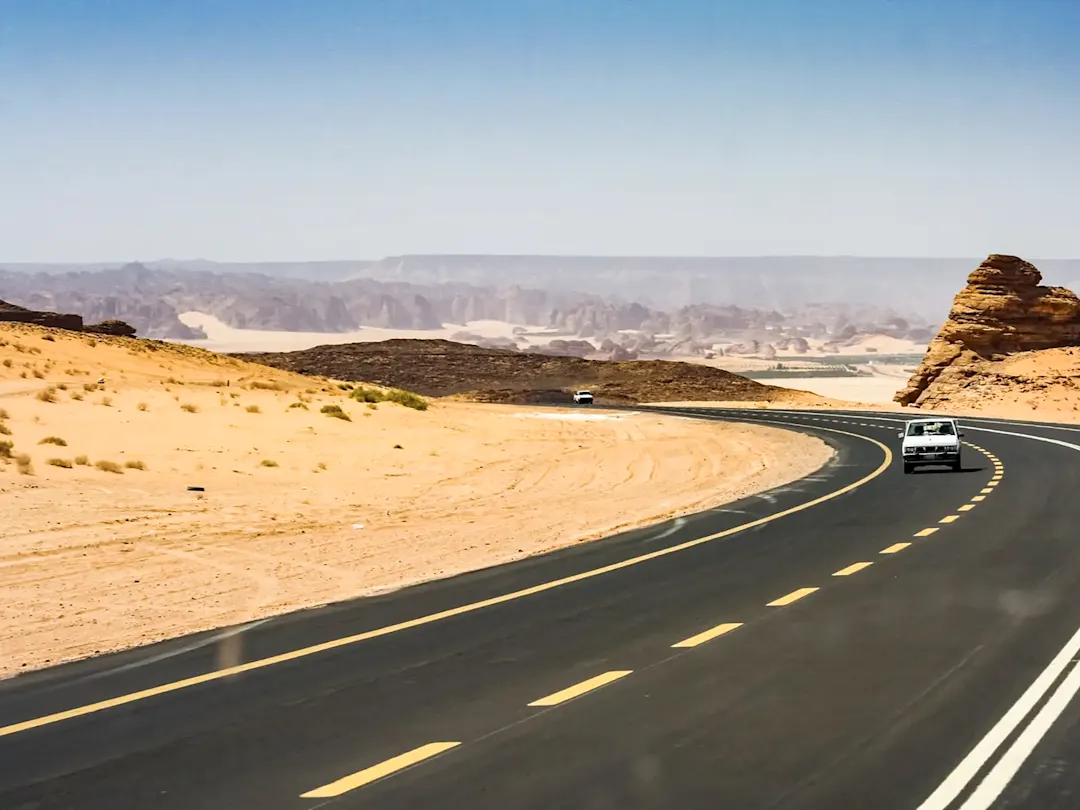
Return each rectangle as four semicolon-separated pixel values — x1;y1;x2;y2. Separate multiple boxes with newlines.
915;621;1080;810
960;657;1080;809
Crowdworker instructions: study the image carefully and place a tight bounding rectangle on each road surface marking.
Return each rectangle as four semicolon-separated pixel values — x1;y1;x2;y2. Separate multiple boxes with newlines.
940;515;960;523
528;670;633;707
880;543;910;554
981;488;994;494
959;660;1080;809
671;622;743;648
958;504;975;512
972;496;986;502
917;624;1080;810
914;528;939;537
987;481;999;487
0;422;892;739
767;587;818;606
833;562;872;577
300;742;461;798
991;475;1003;481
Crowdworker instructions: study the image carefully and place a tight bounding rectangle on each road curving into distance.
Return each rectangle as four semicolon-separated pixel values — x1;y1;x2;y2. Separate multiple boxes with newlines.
4;406;1080;809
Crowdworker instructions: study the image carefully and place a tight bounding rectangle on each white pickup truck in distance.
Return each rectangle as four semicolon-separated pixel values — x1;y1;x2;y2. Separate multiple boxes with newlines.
573;390;594;405
900;417;965;474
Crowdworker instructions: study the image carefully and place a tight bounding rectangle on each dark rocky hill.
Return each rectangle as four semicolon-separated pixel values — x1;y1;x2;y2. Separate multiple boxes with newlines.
239;339;822;404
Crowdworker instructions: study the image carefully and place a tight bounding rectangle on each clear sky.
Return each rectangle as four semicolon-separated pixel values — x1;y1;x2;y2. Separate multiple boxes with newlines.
2;0;1078;261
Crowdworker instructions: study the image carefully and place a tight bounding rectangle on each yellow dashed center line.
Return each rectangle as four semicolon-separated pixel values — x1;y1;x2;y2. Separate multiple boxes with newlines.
914;528;939;537
958;504;975;512
881;542;911;554
767;587;819;606
833;562;873;577
527;670;633;707
981;488;994;494
300;742;461;798
672;622;742;648
940;515;960;524
988;481;999;488
972;495;986;502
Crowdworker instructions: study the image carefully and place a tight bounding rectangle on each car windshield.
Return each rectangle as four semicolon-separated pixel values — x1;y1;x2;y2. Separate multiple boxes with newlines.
907;421;955;437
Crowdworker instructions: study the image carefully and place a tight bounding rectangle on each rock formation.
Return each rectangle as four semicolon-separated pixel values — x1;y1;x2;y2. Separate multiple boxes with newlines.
895;255;1080;406
0;299;137;337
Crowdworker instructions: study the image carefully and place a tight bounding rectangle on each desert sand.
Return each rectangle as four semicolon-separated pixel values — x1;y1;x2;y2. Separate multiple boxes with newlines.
0;324;832;675
899;347;1080;424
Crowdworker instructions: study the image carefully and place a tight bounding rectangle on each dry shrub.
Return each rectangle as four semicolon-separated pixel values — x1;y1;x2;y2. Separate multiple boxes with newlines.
320;404;351;421
94;460;123;474
38;436;67;446
180;403;199;413
46;457;72;468
36;387;57;403
124;460;147;471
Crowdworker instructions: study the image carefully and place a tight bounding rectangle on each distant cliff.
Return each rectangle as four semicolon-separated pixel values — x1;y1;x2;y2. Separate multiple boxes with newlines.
0;262;934;351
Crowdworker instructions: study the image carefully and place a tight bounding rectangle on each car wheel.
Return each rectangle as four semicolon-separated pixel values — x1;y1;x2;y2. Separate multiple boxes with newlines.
951;459;962;472
903;463;914;474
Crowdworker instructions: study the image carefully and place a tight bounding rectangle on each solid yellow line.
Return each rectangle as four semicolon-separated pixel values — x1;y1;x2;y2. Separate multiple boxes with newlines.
528;670;633;707
958;504;975;512
972;495;986;502
300;742;460;798
833;562;873;577
672;622;743;648
0;423;893;739
881;542;911;554
914;528;939;537
768;587;819;606
940;515;960;524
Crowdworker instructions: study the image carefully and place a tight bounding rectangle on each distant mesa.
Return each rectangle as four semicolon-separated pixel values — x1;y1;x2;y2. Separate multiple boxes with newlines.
896;254;1080;407
0;299;137;338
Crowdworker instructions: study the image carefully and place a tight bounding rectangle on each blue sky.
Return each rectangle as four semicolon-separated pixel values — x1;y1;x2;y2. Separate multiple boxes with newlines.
2;0;1078;261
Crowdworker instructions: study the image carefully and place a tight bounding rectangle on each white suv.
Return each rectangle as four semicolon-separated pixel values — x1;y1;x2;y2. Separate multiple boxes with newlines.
900;417;964;474
573;390;594;405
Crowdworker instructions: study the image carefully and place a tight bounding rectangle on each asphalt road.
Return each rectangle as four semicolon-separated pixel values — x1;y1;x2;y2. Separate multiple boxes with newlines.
5;407;1080;809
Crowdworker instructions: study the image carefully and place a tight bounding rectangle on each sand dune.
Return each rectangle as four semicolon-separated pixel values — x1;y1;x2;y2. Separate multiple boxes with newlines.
0;323;831;675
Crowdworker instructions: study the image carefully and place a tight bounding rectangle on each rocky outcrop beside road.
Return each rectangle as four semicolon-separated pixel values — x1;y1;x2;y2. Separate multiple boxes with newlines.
896;255;1080;406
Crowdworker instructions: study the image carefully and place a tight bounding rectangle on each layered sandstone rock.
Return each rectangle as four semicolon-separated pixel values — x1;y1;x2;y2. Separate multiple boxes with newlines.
896;255;1080;406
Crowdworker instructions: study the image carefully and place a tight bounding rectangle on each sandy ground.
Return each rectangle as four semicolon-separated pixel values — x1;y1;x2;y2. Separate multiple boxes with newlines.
0;324;832;676
906;347;1080;424
748;375;906;405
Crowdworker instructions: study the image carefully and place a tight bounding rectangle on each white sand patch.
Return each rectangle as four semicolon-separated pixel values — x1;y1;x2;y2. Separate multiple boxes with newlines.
176;311;547;353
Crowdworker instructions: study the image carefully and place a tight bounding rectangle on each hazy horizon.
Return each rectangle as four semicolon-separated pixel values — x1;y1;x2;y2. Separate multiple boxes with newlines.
3;0;1079;262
